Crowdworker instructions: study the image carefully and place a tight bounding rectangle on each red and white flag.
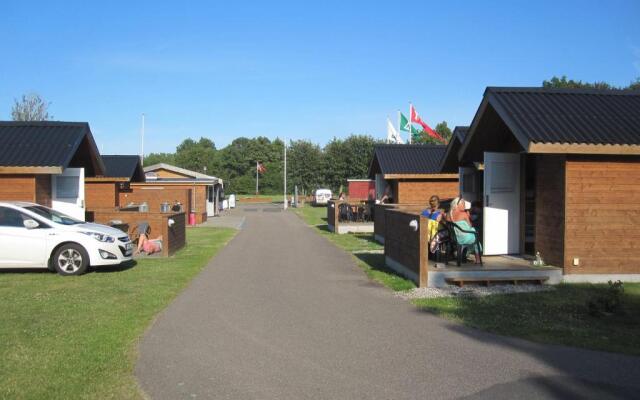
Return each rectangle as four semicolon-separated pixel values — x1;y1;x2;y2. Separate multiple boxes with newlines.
257;162;266;174
410;104;445;143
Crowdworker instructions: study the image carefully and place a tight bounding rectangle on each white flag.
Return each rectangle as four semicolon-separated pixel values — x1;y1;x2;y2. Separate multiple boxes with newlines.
387;118;404;144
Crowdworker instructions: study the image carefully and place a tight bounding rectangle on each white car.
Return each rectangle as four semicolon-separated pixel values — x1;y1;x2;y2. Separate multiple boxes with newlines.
0;202;134;275
313;189;333;206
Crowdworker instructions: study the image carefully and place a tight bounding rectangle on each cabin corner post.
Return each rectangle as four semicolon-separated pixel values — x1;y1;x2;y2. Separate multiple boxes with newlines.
419;215;428;288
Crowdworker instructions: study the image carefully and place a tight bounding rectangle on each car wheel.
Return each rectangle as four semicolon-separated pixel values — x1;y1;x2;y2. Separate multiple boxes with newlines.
53;244;89;276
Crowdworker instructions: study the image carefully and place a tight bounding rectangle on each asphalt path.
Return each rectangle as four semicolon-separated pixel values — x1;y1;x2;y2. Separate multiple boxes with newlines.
136;204;640;399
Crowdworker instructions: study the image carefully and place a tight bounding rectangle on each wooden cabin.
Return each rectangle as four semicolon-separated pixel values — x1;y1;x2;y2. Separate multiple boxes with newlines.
85;155;146;211
453;87;640;282
0;121;104;220
142;163;223;224
368;144;459;204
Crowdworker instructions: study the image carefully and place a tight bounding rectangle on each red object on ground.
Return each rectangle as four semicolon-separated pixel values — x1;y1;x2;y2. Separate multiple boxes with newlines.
188;212;196;225
347;179;375;200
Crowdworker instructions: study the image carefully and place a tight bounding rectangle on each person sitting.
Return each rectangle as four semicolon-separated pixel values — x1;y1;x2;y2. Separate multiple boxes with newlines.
379;184;393;204
449;197;482;264
421;195;444;245
136;233;163;255
421;195;444;221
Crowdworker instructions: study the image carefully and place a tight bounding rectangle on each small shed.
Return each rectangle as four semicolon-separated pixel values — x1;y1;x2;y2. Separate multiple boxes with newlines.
346;179;375;200
367;144;459;204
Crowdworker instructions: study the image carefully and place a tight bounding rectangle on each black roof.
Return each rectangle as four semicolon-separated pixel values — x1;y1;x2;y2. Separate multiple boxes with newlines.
0;121;105;174
485;87;640;145
102;155;145;181
368;144;448;178
439;126;469;173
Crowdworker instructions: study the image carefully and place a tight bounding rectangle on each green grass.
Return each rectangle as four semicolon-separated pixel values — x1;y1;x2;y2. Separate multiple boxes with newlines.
0;227;237;400
293;205;640;356
292;205;415;291
414;283;640;355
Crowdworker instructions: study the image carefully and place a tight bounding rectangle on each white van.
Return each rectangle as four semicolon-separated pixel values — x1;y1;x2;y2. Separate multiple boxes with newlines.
313;189;333;206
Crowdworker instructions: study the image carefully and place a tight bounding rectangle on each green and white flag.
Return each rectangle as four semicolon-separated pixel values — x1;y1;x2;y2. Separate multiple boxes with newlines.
399;112;422;135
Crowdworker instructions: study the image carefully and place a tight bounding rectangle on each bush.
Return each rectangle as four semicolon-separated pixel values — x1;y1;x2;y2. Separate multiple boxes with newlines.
587;280;625;317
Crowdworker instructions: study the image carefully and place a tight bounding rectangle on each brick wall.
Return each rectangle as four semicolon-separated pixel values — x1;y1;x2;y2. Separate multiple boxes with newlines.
89;210;186;257
563;156;640;275
120;186;192;225
396;179;459;204
86;182;118;210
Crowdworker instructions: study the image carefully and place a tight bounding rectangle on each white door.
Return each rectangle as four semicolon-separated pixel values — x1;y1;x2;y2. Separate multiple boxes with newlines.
52;168;85;221
206;186;215;217
0;206;48;268
483;152;520;255
459;166;477;202
229;194;236;208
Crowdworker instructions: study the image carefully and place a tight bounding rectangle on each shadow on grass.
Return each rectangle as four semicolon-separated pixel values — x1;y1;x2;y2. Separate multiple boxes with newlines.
353;252;415;291
316;224;331;233
411;283;640;396
93;260;138;273
352;233;378;245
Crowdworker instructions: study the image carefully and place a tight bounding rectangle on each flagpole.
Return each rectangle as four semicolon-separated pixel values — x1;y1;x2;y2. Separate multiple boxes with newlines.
408;103;412;144
283;139;288;210
256;161;259;195
397;110;401;144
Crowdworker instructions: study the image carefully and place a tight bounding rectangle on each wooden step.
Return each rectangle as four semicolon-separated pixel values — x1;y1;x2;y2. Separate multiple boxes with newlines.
445;276;549;287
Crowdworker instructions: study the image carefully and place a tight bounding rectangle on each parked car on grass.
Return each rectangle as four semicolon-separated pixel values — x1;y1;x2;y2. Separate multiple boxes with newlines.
0;202;133;275
312;189;332;206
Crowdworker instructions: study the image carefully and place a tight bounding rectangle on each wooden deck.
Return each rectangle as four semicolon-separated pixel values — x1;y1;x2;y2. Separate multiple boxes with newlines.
427;255;563;287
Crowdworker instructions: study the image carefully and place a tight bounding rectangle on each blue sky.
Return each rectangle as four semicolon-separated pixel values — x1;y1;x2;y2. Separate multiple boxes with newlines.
1;0;639;155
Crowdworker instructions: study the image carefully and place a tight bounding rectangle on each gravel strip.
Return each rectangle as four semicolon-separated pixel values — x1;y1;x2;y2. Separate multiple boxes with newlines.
397;284;555;299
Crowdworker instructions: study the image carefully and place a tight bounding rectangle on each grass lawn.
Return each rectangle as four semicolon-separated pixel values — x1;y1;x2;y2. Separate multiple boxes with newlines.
0;227;236;400
292;205;415;291
293;205;640;356
236;194;282;203
414;283;640;355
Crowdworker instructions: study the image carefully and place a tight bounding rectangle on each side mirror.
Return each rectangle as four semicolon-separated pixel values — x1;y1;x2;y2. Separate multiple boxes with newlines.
23;219;40;229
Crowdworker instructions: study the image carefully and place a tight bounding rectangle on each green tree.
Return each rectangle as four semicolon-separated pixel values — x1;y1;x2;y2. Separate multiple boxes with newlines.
144;152;176;166
174;137;218;175
543;75;640;90
412;121;452;145
11;93;52;121
287;139;323;195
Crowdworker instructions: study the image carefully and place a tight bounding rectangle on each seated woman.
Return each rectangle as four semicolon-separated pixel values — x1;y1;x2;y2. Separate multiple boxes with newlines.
449;197;482;264
134;223;163;256
136;233;163;255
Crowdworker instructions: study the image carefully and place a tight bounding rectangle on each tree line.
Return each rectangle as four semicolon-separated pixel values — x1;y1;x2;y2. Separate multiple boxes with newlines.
144;135;380;195
144;124;455;196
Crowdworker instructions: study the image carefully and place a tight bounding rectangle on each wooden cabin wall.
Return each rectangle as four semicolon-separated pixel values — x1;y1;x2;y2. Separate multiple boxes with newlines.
35;175;52;207
534;155;566;268
563;156;640;274
395;179;459;204
0;175;37;203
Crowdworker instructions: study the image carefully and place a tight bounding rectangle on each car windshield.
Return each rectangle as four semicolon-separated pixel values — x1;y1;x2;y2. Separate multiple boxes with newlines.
24;205;83;225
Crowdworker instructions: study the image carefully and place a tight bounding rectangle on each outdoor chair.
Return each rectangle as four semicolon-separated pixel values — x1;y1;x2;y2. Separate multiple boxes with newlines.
438;221;483;267
338;203;352;222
